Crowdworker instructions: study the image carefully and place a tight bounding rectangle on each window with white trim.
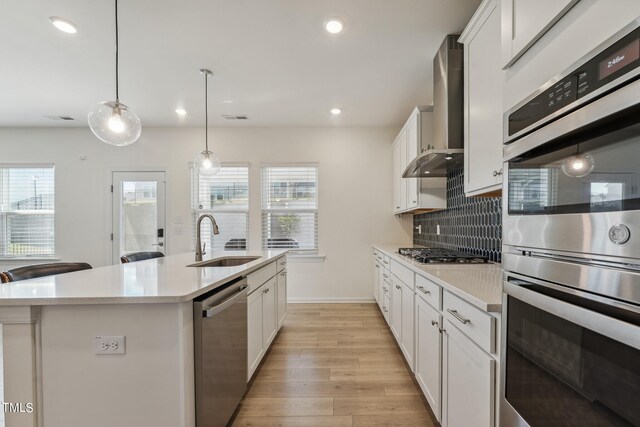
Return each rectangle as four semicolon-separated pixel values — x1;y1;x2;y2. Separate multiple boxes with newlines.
261;166;318;253
0;165;55;257
192;165;249;251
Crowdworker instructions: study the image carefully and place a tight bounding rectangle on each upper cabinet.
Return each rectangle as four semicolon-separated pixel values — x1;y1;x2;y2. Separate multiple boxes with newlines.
459;0;504;197
501;0;580;68
392;107;446;214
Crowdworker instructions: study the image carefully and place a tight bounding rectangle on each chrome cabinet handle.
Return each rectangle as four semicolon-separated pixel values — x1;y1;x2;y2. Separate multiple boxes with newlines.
395;285;401;290
375;265;379;269
383;261;389;265
383;274;389;278
417;286;430;295
493;169;503;177
279;272;286;277
431;320;438;326
151;242;164;247
446;309;470;324
383;307;388;313
412;200;417;204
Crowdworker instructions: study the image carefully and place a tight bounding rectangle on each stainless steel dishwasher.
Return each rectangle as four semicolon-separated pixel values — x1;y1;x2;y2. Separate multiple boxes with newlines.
194;277;248;427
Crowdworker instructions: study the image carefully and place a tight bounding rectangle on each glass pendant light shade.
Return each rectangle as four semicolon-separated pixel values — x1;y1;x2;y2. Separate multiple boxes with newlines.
562;153;595;178
88;101;141;146
193;150;221;176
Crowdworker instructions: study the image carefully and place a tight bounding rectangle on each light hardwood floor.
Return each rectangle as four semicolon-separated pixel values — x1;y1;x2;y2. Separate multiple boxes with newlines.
231;303;438;427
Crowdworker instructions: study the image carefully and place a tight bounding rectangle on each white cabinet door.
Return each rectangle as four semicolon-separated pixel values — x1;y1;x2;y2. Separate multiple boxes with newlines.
247;288;264;381
406;113;419;209
415;296;442;421
390;279;403;343
399;129;408;211
462;0;504;196
442;320;495;427
392;140;403;213
400;282;415;371
277;271;287;329
262;278;278;349
502;0;580;67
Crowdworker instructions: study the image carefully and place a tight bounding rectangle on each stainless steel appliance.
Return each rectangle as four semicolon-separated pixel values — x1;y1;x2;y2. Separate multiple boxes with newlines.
194;278;248;427
501;18;640;427
403;35;464;177
398;248;488;264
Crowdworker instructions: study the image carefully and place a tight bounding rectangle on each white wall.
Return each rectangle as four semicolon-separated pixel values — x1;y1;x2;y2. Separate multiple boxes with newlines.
0;127;412;301
504;0;640;110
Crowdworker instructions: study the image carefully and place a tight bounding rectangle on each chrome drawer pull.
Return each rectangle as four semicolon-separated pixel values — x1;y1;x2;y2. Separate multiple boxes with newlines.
383;261;389;265
417;286;430;295
383;274;389;278
431;320;438;326
395;285;401;290
383;307;388;313
446;309;470;324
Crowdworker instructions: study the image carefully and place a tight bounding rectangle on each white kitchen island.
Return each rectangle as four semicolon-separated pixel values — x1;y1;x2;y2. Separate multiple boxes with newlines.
0;250;287;427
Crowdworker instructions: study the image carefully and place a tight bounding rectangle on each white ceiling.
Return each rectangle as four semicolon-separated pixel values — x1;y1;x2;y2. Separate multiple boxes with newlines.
1;0;481;128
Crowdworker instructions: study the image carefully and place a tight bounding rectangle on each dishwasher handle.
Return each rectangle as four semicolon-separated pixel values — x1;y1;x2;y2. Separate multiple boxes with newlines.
203;285;248;318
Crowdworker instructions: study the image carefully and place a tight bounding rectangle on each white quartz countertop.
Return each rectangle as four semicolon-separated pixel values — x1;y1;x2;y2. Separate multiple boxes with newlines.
0;250;288;306
373;245;503;312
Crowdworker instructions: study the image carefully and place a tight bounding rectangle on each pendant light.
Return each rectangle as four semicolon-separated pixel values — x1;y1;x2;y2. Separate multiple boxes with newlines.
193;69;221;176
562;144;594;178
88;0;141;146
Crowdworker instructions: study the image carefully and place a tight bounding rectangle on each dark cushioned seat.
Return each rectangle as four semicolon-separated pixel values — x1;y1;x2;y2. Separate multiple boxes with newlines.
0;262;93;283
120;251;165;264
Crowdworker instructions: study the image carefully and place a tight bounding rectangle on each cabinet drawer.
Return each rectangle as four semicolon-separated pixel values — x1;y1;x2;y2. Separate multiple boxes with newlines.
247;262;277;294
415;274;442;311
382;294;390;324
276;257;287;272
443;291;495;353
390;259;414;289
382;254;391;268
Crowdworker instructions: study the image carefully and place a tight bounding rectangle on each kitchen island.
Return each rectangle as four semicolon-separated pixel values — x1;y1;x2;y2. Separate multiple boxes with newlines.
0;250;287;427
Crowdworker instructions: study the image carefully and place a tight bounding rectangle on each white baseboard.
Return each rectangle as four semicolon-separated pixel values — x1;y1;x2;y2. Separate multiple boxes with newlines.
287;297;375;304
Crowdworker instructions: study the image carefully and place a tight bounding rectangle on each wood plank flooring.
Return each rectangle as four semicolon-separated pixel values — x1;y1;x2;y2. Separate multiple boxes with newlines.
231;303;438;427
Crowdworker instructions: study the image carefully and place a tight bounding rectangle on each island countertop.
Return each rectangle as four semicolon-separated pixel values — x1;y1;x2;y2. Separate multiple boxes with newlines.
0;250;288;306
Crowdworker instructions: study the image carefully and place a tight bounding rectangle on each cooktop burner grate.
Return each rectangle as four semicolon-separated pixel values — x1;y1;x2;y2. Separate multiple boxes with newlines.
398;248;489;264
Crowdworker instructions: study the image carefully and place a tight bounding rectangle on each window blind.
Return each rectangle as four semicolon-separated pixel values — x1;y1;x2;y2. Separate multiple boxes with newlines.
0;166;55;257
261;166;318;252
192;165;249;251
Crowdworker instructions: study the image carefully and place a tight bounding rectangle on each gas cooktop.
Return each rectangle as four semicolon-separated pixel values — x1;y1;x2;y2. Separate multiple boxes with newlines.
398;248;489;264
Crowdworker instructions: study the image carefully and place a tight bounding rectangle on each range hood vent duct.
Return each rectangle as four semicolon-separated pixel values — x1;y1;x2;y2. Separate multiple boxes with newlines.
403;35;464;178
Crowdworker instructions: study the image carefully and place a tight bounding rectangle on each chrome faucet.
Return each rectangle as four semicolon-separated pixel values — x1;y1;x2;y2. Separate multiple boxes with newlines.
195;214;220;262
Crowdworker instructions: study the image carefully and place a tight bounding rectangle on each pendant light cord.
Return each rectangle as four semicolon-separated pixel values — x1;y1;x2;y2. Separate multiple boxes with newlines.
204;72;209;153
115;0;119;102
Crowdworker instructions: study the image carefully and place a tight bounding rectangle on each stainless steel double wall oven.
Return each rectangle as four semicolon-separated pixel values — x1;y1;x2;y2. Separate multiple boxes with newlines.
500;18;640;427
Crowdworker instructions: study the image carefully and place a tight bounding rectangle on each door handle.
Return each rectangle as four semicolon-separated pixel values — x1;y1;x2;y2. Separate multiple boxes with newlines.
203;285;248;317
446;309;470;325
417;286;430;295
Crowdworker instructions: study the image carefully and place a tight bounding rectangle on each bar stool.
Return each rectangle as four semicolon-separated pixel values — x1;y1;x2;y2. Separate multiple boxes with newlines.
0;262;93;283
120;251;165;264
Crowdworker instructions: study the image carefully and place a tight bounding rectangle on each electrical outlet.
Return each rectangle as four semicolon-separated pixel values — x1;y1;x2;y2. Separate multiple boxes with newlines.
95;336;125;355
437;224;441;235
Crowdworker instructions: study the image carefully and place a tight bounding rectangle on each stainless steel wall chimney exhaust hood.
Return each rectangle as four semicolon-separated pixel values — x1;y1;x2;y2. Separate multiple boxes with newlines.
404;35;464;178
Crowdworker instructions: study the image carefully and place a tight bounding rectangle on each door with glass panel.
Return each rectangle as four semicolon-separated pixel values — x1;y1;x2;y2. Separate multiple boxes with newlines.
112;172;166;264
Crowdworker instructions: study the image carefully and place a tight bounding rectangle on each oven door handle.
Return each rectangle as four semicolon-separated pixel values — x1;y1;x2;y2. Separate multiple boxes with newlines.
504;274;640;351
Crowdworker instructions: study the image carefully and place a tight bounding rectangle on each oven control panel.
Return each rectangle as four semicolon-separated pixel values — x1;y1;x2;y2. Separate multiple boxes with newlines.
507;24;640;139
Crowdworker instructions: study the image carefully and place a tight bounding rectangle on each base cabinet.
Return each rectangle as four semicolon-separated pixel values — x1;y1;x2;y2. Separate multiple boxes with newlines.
400;282;415;371
247;257;287;381
277;271;287;328
442;320;495;427
390;279;403;341
415;296;442;421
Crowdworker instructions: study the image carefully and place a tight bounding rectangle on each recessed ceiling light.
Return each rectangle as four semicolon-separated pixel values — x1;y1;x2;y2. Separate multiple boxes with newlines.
445;155;453;160
175;108;187;116
331;108;342;115
49;16;78;34
424;171;431;175
325;19;344;34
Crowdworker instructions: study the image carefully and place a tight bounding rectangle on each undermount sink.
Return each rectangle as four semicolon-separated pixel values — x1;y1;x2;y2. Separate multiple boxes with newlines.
188;256;261;268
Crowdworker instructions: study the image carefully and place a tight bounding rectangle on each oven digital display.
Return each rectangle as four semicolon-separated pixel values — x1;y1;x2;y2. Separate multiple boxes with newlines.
599;38;640;80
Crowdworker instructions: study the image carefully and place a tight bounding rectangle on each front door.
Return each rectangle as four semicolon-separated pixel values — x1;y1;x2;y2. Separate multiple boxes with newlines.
112;171;166;264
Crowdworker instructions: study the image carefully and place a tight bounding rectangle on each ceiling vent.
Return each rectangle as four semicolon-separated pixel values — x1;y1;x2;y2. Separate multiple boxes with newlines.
221;115;249;120
43;115;75;121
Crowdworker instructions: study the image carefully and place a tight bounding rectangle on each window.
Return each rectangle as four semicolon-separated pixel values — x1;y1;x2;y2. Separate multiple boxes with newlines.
192;165;249;251
261;166;318;252
0;166;55;257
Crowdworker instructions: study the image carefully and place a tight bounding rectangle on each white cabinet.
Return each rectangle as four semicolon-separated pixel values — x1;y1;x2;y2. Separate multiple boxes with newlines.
262;277;277;349
415;295;442;421
501;0;579;68
460;0;504;197
247;288;264;379
442;320;495;427
247;258;286;381
400;282;415;371
277;271;287;329
392;107;446;214
390;278;403;342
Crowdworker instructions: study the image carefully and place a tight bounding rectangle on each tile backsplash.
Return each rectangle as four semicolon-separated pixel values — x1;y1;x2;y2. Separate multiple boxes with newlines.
413;168;502;262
